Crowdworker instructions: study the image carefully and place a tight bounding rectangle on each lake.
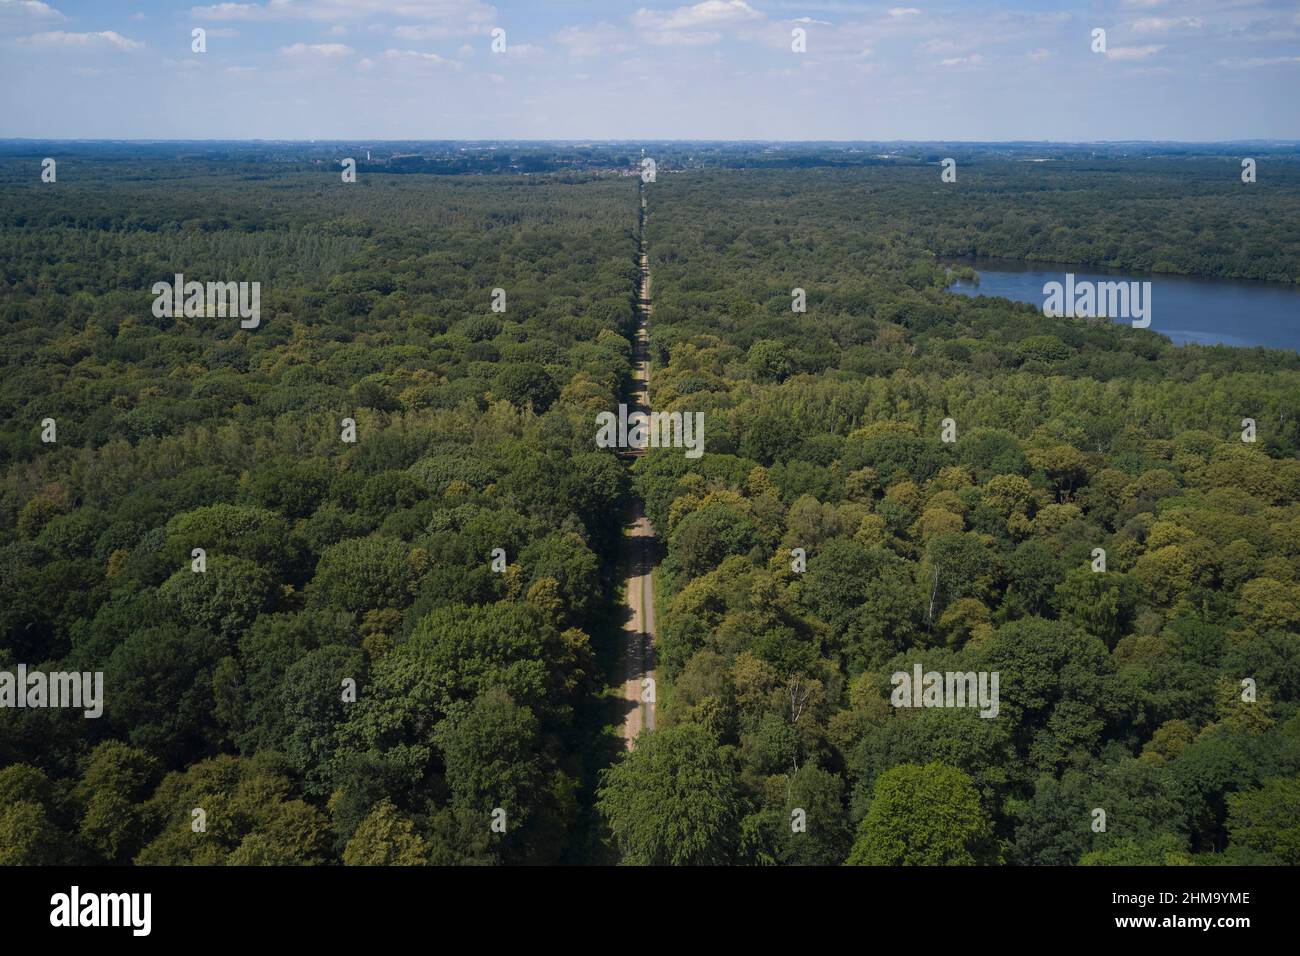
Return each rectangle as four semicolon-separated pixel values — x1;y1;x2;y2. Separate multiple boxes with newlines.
946;256;1300;351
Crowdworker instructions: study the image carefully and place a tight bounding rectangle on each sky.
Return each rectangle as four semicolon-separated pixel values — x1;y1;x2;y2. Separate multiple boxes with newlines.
0;0;1297;141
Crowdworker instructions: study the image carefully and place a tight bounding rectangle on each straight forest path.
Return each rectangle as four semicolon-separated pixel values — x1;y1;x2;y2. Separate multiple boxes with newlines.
620;188;658;747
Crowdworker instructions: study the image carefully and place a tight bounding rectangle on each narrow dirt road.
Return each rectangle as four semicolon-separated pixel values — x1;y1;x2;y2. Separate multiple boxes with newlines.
621;191;658;747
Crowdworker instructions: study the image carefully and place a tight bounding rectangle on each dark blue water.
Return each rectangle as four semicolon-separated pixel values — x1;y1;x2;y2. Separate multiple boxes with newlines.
947;256;1300;351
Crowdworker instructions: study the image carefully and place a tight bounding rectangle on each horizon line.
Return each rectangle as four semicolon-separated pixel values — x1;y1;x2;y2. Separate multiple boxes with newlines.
3;137;1300;146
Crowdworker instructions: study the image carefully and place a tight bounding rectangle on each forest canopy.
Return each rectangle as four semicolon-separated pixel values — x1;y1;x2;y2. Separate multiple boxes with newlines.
2;144;1298;866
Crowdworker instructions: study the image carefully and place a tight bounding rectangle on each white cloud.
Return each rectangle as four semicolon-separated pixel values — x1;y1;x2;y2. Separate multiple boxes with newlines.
629;0;768;47
919;37;961;54
1107;44;1164;60
190;2;264;19
21;30;143;50
554;21;633;57
393;24;456;40
1216;55;1300;69
1131;16;1201;33
192;0;496;30
889;7;921;18
0;0;64;23
940;53;984;67
643;29;722;45
281;41;353;56
635;0;761;30
381;47;459;68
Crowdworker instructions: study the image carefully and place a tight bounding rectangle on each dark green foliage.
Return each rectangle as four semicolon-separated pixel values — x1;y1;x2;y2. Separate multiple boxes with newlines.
2;147;1298;867
596;724;741;865
0;155;635;866
847;763;996;865
635;159;1300;867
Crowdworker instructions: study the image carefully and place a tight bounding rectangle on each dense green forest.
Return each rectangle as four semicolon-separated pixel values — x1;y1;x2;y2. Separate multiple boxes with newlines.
1;155;639;864
604;161;1300;865
1;146;1298;865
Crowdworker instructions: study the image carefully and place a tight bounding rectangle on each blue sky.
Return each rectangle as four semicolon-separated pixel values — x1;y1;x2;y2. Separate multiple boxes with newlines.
1;0;1297;140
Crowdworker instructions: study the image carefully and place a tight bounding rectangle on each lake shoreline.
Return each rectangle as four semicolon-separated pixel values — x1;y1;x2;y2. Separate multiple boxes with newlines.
944;256;1300;352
